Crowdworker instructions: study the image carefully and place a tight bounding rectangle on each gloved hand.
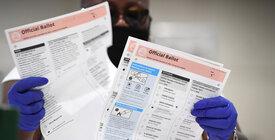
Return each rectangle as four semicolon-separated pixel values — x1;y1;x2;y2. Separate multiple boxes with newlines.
8;77;48;131
191;96;238;140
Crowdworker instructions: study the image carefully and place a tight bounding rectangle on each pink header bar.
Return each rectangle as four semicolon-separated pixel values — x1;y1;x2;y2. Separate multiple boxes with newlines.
8;5;107;44
136;45;227;82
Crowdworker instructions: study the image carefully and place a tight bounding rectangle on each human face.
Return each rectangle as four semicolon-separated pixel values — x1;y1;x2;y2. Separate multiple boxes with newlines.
81;0;150;30
81;0;151;67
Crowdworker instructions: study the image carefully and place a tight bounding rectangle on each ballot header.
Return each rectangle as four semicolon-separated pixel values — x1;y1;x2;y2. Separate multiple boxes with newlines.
7;5;107;44
136;45;227;82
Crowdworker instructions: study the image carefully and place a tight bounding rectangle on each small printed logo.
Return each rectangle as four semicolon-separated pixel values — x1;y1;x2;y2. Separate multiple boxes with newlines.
210;71;215;77
138;47;147;57
91;13;96;18
129;42;136;51
11;32;21;42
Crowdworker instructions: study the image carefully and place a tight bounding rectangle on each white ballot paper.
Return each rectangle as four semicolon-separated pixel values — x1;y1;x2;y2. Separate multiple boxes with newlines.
98;37;230;140
5;2;113;139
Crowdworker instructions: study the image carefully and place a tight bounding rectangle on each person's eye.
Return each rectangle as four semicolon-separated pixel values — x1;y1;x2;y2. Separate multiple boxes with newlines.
126;7;143;19
110;8;117;17
126;11;139;19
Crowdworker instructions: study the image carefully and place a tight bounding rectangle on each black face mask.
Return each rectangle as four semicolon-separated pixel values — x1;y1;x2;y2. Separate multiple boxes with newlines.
107;26;149;67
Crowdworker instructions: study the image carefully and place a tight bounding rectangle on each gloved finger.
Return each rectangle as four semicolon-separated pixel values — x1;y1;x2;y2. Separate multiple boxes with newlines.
196;117;236;129
19;109;45;131
20;108;45;123
14;77;48;92
19;100;45;114
14;90;44;105
194;96;229;110
191;105;231;118
19;121;41;131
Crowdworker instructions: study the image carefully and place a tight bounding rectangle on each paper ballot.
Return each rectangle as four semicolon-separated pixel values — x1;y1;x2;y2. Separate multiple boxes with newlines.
98;37;230;140
5;2;113;139
5;2;231;139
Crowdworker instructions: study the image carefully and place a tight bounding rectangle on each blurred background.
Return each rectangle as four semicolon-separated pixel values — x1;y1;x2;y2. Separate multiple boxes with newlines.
0;0;274;139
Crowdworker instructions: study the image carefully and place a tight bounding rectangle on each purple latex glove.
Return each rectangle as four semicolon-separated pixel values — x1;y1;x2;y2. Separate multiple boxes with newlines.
191;96;238;140
8;77;48;131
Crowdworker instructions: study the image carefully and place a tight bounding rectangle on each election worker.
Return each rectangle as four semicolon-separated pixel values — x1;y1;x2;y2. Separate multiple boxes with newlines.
2;0;247;140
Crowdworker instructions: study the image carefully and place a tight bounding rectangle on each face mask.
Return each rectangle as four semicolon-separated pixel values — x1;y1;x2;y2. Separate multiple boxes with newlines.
107;26;149;67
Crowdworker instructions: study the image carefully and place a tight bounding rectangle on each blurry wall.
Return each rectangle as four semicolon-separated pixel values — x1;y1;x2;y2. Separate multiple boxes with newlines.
0;0;274;139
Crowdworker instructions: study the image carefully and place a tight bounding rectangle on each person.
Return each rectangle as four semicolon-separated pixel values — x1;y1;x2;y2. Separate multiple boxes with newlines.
2;0;248;140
